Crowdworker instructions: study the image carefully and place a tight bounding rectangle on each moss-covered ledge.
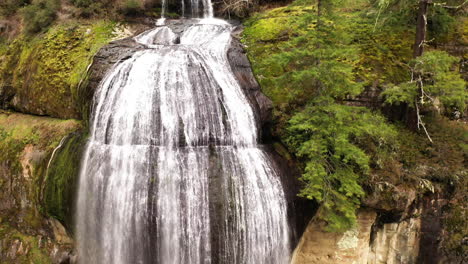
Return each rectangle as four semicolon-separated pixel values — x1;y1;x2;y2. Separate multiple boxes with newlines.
0;111;84;263
0;21;116;119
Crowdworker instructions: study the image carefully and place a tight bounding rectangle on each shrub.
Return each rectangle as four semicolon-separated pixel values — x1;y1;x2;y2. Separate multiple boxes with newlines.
70;0;93;8
285;99;397;231
382;51;466;115
0;0;30;17
119;0;143;16
21;0;59;34
69;0;104;18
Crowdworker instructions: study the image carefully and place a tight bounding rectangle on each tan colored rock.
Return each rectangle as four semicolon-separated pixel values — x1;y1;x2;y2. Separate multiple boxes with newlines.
368;217;421;264
20;144;45;180
291;209;377;264
49;219;74;245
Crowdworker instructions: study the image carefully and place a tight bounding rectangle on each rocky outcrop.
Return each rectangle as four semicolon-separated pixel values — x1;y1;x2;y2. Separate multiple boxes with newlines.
368;217;421;264
291;189;463;264
291;208;422;264
292;210;377;264
0;22;116;120
0;112;82;263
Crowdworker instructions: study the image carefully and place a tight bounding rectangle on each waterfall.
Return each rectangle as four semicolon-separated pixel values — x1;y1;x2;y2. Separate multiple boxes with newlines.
76;1;290;263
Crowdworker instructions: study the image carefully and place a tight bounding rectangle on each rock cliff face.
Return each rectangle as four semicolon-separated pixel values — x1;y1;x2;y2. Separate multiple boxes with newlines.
0;112;83;263
292;210;377;264
291;191;459;264
368;217;421;264
292;209;421;264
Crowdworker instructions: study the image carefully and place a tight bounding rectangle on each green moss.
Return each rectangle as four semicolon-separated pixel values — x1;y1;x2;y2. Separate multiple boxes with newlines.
0;223;51;264
243;0;415;111
0;21;116;119
43;132;88;227
0;112;82;229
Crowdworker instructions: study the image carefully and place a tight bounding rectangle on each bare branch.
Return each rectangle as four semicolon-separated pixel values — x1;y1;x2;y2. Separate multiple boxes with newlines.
415;99;433;143
433;0;468;9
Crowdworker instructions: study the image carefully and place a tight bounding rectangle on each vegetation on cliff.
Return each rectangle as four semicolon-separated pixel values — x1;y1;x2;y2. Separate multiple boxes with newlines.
243;0;467;231
0;112;82;220
0;0;465;261
0;21;116;119
0;111;82;262
285;101;397;231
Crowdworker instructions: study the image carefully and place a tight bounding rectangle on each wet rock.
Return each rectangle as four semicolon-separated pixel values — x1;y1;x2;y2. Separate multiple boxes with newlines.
417;193;449;264
228;25;273;131
50;245;76;264
0;113;81;263
79;37;147;120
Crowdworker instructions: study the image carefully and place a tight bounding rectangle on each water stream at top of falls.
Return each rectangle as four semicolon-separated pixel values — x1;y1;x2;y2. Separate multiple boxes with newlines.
75;1;290;263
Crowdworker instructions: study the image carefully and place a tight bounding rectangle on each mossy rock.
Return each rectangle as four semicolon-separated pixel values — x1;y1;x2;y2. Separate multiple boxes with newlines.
0;21;116;119
0;111;82;231
0;223;51;263
42;131;88;229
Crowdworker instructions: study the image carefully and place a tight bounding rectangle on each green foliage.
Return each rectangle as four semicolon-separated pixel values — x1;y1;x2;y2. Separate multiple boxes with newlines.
372;0;463;42
243;0;467;232
0;128;28;175
43;132;87;227
353;17;414;86
0;112;82;235
442;175;468;259
428;5;456;42
119;0;143;16
381;82;418;105
243;0;413;231
285;100;397;231
71;0;106;18
0;0;30;17
243;1;366;137
0;223;51;263
382;51;467;113
21;0;60;34
70;0;94;8
396;116;467;183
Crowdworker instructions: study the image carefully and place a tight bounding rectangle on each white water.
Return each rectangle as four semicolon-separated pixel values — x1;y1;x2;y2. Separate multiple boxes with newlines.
76;2;290;263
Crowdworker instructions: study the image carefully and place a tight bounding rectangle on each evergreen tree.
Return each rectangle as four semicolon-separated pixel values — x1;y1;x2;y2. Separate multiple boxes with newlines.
376;0;467;140
286;100;397;231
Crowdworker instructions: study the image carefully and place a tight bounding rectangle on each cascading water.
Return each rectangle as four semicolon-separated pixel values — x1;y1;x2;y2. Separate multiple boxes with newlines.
76;1;290;263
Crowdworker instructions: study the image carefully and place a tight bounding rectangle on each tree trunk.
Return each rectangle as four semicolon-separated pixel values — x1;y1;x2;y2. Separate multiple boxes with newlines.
317;0;323;29
413;0;430;58
410;0;433;142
